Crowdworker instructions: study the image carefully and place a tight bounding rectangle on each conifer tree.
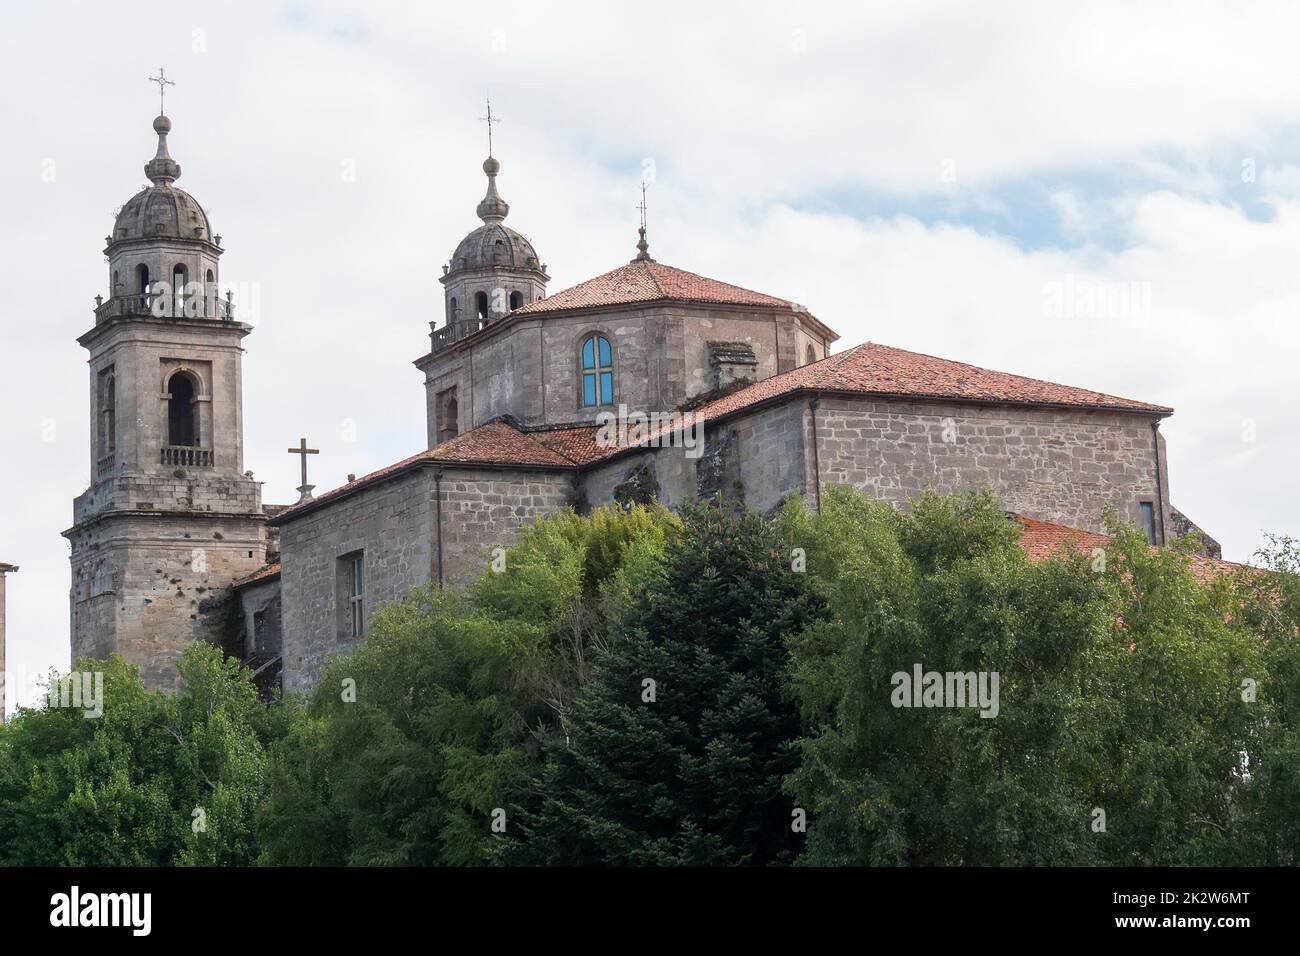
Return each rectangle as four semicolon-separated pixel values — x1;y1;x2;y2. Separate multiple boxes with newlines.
510;503;825;865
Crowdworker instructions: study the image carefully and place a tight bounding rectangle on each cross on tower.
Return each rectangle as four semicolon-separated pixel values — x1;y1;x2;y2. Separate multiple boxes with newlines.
634;181;652;261
287;437;319;503
147;68;175;115
478;95;501;157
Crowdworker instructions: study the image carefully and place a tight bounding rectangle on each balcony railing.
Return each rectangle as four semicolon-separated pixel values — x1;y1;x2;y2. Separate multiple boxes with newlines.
96;454;116;479
161;445;214;468
95;291;235;322
431;317;488;354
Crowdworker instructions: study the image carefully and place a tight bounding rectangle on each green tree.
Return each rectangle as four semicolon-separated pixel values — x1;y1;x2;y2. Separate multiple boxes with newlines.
0;643;269;866
509;502;826;865
783;487;1270;866
257;504;673;866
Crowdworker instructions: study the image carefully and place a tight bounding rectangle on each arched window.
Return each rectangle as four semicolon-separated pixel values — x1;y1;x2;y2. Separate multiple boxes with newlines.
136;264;150;298
580;333;614;407
449;297;459;322
437;387;459;445
167;372;198;447
806;344;817;365
112;270;120;295
205;269;216;315
98;369;116;456
476;291;489;319
509;291;523;310
172;264;188;315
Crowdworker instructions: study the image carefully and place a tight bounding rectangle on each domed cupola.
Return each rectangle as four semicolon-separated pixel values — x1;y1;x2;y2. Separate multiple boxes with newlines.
101;112;226;320
436;154;548;342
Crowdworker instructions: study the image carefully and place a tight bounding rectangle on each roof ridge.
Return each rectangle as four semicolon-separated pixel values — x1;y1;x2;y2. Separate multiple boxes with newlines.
863;341;1168;411
648;260;791;304
643;259;670;298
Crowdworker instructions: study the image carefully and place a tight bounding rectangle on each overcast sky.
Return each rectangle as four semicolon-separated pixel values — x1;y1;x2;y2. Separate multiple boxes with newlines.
2;1;1298;708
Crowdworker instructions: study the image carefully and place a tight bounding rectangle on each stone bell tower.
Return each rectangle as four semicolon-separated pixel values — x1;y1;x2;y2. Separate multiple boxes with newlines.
64;106;267;689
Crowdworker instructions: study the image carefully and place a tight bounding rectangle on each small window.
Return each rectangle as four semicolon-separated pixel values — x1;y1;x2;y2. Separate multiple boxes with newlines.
806;344;817;365
349;555;364;638
1139;502;1157;545
476;291;489;319
437;387;459;445
97;367;116;456
449;297;459;322
136;263;150;297
338;551;365;641
580;333;613;407
172;263;188;314
509;291;523;310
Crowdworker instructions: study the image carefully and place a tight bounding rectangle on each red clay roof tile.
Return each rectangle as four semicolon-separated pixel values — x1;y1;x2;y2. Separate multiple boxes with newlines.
233;562;281;588
515;259;797;315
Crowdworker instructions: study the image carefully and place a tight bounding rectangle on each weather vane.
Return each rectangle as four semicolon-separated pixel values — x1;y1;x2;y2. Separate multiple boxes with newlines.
478;95;501;156
147;67;175;115
637;182;649;232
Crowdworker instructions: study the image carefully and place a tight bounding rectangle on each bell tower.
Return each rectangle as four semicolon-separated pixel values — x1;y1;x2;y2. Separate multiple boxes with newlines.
64;104;267;688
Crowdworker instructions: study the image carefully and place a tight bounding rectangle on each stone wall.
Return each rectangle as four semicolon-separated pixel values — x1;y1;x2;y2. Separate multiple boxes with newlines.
67;511;265;688
810;397;1169;537
436;467;574;580
278;466;435;692
419;304;834;444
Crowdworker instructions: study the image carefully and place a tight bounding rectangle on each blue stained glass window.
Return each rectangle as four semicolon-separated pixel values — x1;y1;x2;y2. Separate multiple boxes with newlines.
580;334;614;407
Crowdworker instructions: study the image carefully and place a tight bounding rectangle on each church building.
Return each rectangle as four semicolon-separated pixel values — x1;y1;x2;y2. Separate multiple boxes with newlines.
69;104;1220;693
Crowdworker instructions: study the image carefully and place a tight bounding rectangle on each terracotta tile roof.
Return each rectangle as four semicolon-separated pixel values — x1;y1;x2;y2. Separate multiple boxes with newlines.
529;426;606;466
274;343;1170;524
0;562;17;573
514;259;798;315
750;342;1171;415
270;422;578;524
429;420;575;468
1015;516;1113;561
543;340;1172;468
1013;515;1245;580
234;562;280;588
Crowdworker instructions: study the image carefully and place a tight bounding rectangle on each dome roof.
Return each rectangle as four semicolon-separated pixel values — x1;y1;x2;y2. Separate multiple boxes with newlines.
450;222;541;272
110;113;214;245
446;154;544;275
113;185;213;243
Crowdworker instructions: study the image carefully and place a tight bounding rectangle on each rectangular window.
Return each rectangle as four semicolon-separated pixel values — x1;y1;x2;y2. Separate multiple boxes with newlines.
583;373;597;407
349;554;364;639
337;551;365;641
1139;502;1157;545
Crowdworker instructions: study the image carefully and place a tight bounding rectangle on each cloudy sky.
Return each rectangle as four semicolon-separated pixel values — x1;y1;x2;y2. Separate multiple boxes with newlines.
2;1;1298;706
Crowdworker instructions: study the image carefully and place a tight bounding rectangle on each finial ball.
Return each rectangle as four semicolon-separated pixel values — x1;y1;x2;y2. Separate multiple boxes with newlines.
153;115;172;134
483;156;500;175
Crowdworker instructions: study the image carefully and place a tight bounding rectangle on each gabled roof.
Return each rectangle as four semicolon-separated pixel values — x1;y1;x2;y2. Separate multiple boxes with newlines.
514;259;802;316
698;341;1172;418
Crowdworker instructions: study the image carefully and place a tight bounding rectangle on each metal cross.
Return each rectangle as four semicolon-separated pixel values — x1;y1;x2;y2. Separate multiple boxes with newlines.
287;437;320;503
478;95;501;156
147;68;175;115
636;182;648;231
